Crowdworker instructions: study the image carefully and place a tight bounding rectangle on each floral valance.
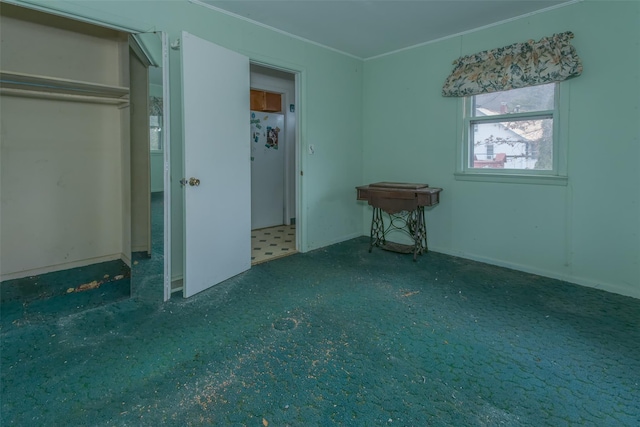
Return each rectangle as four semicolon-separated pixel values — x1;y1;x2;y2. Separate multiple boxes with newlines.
442;32;582;97
149;96;163;116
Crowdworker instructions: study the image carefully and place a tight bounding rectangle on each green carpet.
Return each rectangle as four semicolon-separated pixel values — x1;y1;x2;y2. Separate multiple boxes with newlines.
1;259;130;327
2;195;639;425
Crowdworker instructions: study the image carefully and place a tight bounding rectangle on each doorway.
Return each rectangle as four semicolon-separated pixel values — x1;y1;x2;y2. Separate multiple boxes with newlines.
130;32;171;301
249;64;298;265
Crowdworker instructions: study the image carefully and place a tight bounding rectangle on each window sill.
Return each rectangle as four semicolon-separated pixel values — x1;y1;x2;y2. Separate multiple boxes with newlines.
454;172;568;186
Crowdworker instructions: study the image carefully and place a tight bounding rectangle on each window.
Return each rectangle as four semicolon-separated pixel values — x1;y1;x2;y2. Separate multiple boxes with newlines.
464;83;557;174
485;143;494;160
149;96;164;152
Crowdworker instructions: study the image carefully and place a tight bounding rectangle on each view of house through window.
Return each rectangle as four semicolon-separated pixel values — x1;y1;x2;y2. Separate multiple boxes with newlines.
467;83;556;171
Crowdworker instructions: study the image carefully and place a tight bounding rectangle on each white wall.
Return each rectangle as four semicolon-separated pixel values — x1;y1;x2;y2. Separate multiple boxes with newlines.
150;152;164;193
362;1;640;298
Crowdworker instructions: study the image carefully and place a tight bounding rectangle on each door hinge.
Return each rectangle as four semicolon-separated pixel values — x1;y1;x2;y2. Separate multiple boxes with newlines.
300;170;304;176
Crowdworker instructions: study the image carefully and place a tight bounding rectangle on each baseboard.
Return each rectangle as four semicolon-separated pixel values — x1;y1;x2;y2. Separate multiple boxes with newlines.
121;252;132;267
1;253;124;282
171;277;183;293
305;232;363;253
131;245;150;253
565;274;639;299
428;245;639;299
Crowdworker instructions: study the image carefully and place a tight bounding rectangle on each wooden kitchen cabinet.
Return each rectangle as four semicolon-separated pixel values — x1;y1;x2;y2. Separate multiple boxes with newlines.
250;89;281;112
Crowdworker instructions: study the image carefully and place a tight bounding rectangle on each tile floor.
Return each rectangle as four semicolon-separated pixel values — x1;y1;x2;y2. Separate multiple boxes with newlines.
251;224;297;265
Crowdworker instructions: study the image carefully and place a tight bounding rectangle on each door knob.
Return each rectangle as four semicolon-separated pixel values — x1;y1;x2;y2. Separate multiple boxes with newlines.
188;177;200;187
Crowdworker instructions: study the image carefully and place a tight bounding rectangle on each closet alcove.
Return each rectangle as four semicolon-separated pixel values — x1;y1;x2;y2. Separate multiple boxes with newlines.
0;3;156;305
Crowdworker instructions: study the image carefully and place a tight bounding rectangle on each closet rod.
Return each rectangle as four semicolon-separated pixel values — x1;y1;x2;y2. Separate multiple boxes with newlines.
0;88;129;105
1;71;129;97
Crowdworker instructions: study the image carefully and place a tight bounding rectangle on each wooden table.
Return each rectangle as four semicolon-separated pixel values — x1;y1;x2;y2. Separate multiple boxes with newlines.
356;182;442;260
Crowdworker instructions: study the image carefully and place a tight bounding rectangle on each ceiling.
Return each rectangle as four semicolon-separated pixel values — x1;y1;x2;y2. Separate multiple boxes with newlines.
197;0;574;59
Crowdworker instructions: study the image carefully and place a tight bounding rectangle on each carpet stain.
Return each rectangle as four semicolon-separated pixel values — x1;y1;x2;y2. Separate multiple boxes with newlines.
273;317;298;331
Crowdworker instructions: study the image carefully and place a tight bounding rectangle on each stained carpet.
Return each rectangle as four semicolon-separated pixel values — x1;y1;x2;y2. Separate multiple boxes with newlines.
2;228;640;425
1;260;130;327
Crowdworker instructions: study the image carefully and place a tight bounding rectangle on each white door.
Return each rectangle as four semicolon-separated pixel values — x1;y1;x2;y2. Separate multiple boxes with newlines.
181;32;251;298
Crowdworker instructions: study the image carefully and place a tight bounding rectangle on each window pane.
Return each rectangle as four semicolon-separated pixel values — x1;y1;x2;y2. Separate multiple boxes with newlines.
470;118;553;170
473;83;555;116
150;115;162;151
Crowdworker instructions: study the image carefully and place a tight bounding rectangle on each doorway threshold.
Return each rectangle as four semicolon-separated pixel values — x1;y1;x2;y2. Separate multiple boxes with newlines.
251;224;297;265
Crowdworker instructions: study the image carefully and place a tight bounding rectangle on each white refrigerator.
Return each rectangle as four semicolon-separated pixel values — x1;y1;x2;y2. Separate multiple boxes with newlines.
250;111;285;230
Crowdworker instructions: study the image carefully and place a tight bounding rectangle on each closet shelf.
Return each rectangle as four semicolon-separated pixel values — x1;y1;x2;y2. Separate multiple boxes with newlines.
0;70;129;104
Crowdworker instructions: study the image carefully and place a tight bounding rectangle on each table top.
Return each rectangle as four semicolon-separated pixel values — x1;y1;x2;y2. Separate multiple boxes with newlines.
369;182;428;190
357;183;441;195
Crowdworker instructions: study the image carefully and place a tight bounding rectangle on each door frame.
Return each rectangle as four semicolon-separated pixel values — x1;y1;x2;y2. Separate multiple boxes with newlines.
160;32;172;301
250;60;303;252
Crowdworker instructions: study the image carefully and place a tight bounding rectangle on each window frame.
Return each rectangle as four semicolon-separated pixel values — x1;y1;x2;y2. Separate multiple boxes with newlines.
455;83;568;186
